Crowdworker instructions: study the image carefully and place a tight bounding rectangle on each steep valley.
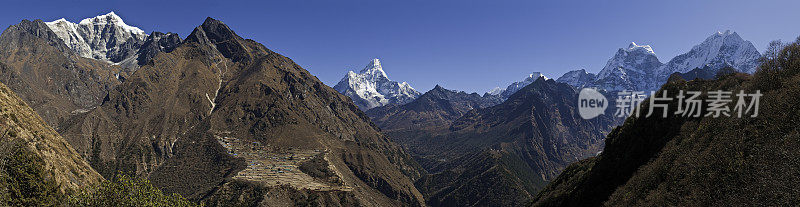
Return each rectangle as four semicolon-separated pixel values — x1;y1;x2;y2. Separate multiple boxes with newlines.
368;78;621;206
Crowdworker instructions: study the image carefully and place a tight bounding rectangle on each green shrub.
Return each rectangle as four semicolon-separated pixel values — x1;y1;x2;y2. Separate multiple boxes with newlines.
68;174;197;207
0;142;63;206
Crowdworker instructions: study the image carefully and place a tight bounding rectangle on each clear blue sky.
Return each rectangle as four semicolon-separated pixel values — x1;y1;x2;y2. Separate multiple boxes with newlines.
2;0;800;93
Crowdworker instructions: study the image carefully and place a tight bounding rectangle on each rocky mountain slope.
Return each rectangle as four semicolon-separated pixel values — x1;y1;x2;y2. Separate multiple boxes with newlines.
366;85;502;133
419;78;619;206
0;79;102;195
532;40;799;206
334;59;421;110
0;19;125;129
369;77;620;206
58;17;425;206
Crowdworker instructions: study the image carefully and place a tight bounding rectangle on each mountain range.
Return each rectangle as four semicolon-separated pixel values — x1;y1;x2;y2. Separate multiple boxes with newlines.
309;23;766;207
332;31;761;112
555;31;761;92
0;12;428;206
338;29;764;206
0;10;789;207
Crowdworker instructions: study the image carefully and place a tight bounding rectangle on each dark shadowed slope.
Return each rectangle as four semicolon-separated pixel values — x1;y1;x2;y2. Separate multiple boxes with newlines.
369;77;620;206
417;78;619;206
533;40;800;206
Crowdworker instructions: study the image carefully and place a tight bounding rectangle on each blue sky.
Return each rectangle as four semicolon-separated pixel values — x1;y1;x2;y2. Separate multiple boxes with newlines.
2;0;800;93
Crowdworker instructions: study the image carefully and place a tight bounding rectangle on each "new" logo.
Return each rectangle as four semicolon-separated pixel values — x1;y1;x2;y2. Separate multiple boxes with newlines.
578;88;608;119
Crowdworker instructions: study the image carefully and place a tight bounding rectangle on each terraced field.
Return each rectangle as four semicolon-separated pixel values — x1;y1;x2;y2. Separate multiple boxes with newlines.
215;135;351;191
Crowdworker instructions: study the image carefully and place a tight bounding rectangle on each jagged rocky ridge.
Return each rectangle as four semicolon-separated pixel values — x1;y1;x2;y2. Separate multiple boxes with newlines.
334;59;421;110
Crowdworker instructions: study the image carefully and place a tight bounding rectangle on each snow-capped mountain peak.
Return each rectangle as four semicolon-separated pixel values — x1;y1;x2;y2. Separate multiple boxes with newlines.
555;69;596;88
527;72;550;80
626;42;655;55
334;59;421;110
45;11;148;68
592;42;663;91
495;72;551;99
487;87;504;96
358;58;389;81
51;18;70;24
556;31;761;92
78;11;146;36
657;30;761;77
